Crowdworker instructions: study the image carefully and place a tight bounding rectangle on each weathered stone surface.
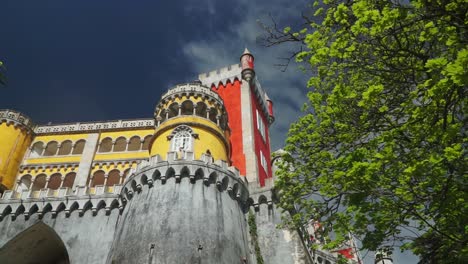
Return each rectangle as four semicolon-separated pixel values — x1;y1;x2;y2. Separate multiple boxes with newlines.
0;209;119;263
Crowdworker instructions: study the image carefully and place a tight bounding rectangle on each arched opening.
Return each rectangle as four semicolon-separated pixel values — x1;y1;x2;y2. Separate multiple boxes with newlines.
31;174;47;191
0;222;70;264
121;168;131;184
171;130;192;152
195;168;204;181
180;100;194;115
209;108;218;123
219;114;228;130
98;138;112;153
48;173;62;190
18;175;32;192
113;137;127;152
141;135;152;150
57;140;72;155
72;140;86;155
90;171;105;187
127;136;142;151
158;109;166;123
195;101;207;118
107;169;120;186
43;141;58;156
30;142;44;157
62;172;76;189
167;102;179;118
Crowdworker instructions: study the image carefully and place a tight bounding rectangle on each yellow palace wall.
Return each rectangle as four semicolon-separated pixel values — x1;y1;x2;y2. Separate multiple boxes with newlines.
150;116;229;162
0;123;32;190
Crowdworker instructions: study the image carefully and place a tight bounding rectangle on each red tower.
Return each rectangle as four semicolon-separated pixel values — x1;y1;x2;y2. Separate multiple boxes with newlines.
198;49;275;186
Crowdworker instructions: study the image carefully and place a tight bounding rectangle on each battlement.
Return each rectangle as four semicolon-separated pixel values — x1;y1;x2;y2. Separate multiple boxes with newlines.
122;153;249;209
0;187;122;221
159;83;223;105
0;109;35;133
198;63;242;87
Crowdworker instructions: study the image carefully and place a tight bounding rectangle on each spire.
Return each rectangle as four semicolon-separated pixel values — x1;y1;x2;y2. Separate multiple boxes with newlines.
240;48;255;82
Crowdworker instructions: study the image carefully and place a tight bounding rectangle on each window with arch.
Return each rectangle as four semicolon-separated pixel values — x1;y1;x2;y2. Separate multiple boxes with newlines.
43;141;58;156
113;137;127;152
172;131;191;151
127;136;142;151
141;135;152;150
72;140;86;155
58;140;73;155
168;125;197;152
30;142;44;157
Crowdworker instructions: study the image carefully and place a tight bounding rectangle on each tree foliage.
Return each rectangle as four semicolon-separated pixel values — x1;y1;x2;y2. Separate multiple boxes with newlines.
270;0;467;262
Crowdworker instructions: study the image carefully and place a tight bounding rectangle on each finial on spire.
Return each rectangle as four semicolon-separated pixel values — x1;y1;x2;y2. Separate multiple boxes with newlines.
243;48;251;55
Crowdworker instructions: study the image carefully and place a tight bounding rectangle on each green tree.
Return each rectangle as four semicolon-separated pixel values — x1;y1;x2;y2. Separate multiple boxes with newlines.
269;0;467;262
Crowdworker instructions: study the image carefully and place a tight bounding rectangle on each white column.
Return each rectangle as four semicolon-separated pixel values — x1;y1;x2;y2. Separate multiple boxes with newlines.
240;81;258;183
75;133;100;188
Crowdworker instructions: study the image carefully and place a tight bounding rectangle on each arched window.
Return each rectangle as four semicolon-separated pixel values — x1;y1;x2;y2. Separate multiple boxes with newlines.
43;141;58;156
18;175;32;191
158;109;166;123
113;137;127;152
167;102;179;118
48;173;62;190
141;135;152;150
196;101;207;118
90;171;105;187
106;169;120;186
30;142;44;157
32;174;47;191
127;136;142;151
171;131;191;151
181;100;194;115
98;138;112;153
58;140;73;155
62;172;76;188
72;140;86;155
168;125;197;152
209;108;218;123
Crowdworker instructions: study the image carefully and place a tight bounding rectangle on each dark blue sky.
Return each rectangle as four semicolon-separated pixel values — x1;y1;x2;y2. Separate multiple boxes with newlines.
1;0;240;122
1;0;314;152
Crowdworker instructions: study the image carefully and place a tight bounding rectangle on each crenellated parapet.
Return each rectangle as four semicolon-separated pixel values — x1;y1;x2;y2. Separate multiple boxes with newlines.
198;63;242;87
0;109;35;134
121;153;250;210
0;191;123;221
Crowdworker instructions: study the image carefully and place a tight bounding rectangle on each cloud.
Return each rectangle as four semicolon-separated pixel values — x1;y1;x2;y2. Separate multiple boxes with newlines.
181;0;310;151
180;1;420;263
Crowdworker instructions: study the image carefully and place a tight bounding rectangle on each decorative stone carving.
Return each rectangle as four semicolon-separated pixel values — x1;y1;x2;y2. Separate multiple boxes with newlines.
0;109;35;133
34;119;154;134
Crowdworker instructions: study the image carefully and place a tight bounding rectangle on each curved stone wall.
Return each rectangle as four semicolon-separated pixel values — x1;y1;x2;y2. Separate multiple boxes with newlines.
108;158;250;264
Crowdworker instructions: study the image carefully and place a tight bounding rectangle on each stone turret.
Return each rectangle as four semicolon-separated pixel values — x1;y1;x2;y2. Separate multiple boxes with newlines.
240;48;255;83
108;82;251;263
0;110;35;193
151;83;230;163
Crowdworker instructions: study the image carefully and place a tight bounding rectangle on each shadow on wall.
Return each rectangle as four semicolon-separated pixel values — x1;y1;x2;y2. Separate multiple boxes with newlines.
0;222;70;264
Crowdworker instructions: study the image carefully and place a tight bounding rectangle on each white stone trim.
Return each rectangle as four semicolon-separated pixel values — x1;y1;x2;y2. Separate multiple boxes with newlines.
0;109;35;133
34;119;154;134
